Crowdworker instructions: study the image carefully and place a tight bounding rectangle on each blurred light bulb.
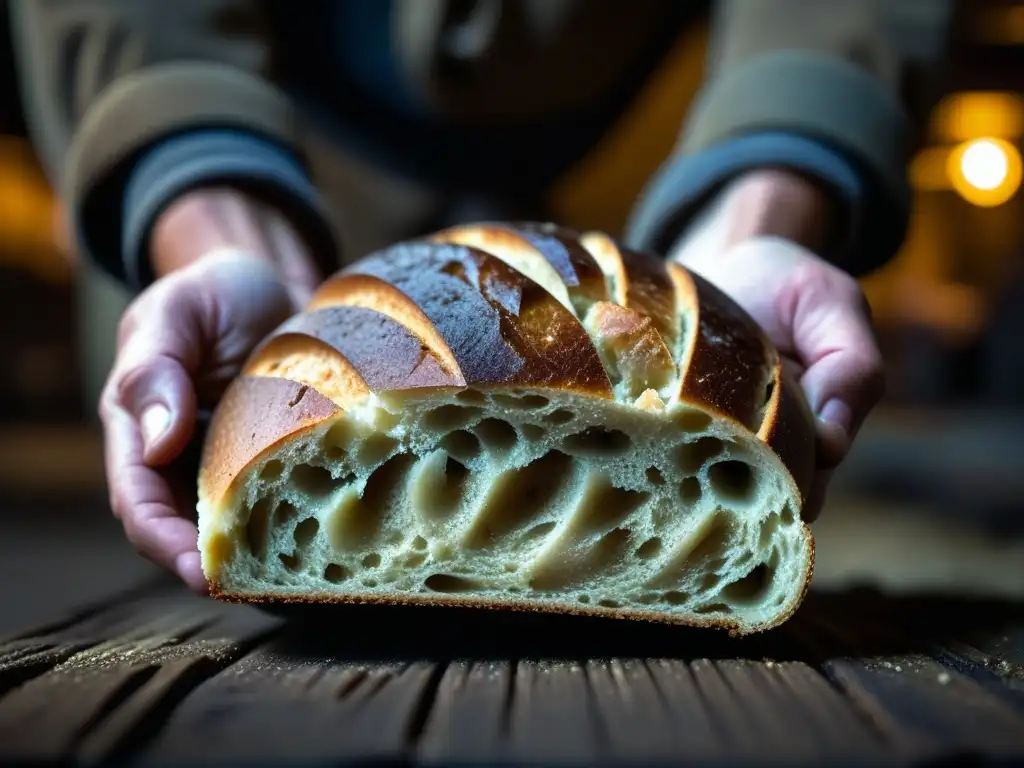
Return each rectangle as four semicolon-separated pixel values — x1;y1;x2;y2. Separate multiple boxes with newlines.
947;137;1022;207
960;139;1008;190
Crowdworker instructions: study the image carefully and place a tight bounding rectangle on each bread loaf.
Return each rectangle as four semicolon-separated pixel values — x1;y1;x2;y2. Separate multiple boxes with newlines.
196;222;817;635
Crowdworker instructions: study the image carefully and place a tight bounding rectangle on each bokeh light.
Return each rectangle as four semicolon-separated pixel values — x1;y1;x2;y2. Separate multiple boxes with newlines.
947;137;1023;207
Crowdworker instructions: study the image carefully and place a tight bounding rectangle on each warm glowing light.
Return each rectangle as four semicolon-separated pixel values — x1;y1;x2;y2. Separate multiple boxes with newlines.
960;140;1008;190
947;137;1022;207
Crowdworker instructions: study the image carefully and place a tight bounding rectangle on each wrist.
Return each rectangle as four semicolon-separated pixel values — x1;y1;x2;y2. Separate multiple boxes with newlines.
669;169;837;268
149;188;276;279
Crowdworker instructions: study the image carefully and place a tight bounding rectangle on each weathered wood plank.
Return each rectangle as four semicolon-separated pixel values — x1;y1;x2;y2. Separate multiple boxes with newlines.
806;612;1024;761
583;659;683;764
0;581;1022;766
766;661;890;758
645;659;723;760
0;594;276;763
505;661;601;764
75;607;278;763
417;661;511;763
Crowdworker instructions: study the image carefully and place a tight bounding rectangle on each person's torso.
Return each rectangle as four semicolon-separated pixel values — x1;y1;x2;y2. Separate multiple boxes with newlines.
266;0;699;195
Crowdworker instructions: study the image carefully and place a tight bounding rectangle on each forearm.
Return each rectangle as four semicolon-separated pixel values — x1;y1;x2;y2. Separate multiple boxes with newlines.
627;0;961;277
668;169;837;269
10;0;340;292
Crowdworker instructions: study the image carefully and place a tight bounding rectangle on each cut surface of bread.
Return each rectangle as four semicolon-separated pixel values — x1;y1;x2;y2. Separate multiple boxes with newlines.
197;223;817;635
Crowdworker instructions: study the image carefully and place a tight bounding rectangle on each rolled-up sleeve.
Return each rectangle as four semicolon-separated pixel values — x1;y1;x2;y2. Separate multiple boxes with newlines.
9;0;342;290
626;0;959;277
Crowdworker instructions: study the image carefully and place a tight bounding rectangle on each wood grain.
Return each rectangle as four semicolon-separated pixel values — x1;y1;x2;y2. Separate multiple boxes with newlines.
0;582;1021;766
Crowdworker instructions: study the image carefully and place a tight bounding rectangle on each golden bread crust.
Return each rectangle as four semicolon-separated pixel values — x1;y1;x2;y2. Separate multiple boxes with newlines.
338;241;614;395
199;376;339;504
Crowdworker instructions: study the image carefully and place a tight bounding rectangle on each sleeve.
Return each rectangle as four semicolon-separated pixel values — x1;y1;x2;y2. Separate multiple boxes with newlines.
8;0;342;291
625;0;961;277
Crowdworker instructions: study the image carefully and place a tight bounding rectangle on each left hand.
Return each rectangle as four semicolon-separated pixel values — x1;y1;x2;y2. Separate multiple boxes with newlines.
668;170;886;520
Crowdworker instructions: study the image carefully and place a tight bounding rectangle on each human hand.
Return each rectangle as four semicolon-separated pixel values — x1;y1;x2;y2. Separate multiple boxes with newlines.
99;189;320;591
668;171;885;520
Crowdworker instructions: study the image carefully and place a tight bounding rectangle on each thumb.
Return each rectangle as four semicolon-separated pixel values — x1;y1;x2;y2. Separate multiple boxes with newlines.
788;271;885;468
116;353;197;466
109;294;202;466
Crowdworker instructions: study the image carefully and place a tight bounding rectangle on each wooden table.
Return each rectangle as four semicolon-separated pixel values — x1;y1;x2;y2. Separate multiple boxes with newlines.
1;577;1022;766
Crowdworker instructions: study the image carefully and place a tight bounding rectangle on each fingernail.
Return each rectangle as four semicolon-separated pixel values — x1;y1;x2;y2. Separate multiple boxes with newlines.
817;398;853;436
140;403;171;449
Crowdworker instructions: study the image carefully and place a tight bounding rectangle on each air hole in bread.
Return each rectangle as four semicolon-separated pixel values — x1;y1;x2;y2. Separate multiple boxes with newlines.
519;424;546;441
424;574;480;593
679;476;702;504
439;430;482;462
323;421;354;453
244;497;274;559
708;460;757;504
721;563;772;605
763;378;776;405
561;427;632;457
355;433;400;469
649;511;733;589
423;404;483;432
675;437;723;474
525;521;557;540
543;408;576;425
695;603;730;615
326;454;413;551
464;451;575;549
279;551;300;571
780;503;795;525
443;258;472;279
362;578;378;588
700;572;721;592
411;450;470;522
529;527;632;591
274;502;299;526
646;467;665;486
456;388;487;405
260;460;285;481
491;392;549;410
324;563;349;583
293;517;319;551
673;409;713;433
663;590;688;605
688;512;732;564
405;552;427;568
758;515;781;550
290;464;335;497
412;535;428;551
577;594;591;604
598;599;619;608
636;537;662;559
571;476;649;538
474;418;518;451
362;553;381;568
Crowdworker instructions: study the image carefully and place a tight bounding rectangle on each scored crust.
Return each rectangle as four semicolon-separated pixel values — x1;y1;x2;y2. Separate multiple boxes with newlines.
196;223;817;635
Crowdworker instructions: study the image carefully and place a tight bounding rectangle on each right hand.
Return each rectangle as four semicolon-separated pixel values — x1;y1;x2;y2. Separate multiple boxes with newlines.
98;189;321;592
